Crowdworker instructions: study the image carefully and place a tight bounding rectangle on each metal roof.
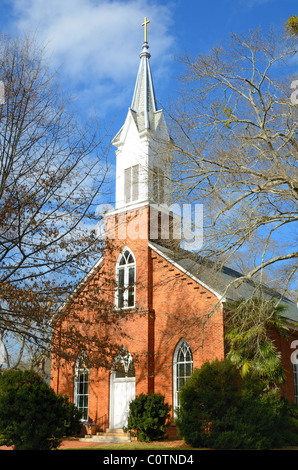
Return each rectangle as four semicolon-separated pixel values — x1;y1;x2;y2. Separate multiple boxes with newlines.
149;240;298;324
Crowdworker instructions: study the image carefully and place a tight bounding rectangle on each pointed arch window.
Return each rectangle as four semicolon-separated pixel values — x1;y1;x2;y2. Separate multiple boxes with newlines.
74;352;89;421
173;340;193;413
116;248;136;308
112;347;135;378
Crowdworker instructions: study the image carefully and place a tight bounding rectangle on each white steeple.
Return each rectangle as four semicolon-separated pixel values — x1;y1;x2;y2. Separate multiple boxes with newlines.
130;41;158;131
112;20;171;212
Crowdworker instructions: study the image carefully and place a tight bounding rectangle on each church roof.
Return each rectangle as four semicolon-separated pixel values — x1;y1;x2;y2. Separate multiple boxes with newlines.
149;240;298;324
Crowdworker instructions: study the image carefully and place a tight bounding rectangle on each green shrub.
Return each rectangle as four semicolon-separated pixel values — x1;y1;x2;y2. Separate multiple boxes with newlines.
59;394;82;437
0;369;82;450
176;359;298;449
124;393;171;442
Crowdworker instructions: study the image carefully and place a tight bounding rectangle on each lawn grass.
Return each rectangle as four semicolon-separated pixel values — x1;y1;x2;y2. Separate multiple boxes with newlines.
60;439;298;451
60;439;196;451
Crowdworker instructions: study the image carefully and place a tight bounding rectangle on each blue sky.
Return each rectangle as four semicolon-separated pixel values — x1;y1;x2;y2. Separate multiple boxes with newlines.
0;0;296;129
0;0;297;212
0;1;296;290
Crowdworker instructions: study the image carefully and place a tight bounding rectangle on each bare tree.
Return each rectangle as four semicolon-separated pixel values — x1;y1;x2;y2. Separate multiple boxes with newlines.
168;26;298;300
0;33;114;364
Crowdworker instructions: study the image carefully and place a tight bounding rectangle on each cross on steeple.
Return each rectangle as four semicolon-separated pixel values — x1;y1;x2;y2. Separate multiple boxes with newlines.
111;19;171;212
142;17;150;42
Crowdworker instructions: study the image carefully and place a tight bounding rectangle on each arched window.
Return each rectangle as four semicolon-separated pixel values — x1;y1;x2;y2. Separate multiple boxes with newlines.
112;347;135;378
116;248;135;308
74;352;89;421
173;339;193;413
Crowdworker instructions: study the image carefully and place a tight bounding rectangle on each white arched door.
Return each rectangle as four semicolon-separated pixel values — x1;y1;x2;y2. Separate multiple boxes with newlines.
109;350;135;429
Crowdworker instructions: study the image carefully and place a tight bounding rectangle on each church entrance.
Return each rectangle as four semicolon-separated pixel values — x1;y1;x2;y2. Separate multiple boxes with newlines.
109;349;135;429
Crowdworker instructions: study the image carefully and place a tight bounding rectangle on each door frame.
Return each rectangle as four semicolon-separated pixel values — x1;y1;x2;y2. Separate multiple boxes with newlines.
109;372;136;429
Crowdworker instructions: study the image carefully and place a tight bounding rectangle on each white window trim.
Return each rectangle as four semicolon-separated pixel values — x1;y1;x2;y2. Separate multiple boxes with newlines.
115;248;136;309
74;353;89;421
173;339;193;417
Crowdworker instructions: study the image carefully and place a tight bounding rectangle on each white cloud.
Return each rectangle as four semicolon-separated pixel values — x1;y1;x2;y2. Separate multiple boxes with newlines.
10;0;176;116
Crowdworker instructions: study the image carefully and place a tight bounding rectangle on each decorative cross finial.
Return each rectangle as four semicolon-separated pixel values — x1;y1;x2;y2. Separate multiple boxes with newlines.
142;17;150;42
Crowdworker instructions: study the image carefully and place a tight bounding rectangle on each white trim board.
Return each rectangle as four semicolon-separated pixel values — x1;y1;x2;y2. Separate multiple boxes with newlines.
148;242;225;302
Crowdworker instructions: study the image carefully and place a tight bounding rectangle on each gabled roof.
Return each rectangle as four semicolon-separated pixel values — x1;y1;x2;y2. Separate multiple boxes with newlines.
149;240;298;324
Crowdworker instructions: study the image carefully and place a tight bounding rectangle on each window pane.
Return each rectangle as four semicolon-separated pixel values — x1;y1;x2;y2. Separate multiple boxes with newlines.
129;267;135;285
78;395;84;408
118;288;124;308
117;268;125;308
185;362;192;377
116;250;135;309
185;350;192;362
118;268;124;286
127;253;134;264
128;287;134;307
175;341;193;413
75;366;89;420
177;350;184;363
178;377;185;390
78;381;84;395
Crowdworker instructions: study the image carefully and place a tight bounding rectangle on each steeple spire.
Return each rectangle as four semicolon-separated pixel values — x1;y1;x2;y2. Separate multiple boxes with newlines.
111;19;171;212
130;18;158;130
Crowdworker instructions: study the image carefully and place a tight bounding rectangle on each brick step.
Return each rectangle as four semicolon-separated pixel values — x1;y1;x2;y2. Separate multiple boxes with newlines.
103;428;129;434
81;435;131;443
80;428;131;443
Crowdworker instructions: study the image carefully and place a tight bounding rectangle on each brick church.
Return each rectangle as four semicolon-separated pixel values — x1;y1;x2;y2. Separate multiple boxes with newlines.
50;24;298;436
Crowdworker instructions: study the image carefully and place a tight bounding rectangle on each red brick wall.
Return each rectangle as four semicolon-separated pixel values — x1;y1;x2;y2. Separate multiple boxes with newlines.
271;329;298;403
50;203;297;428
150;247;224;417
51;206;155;423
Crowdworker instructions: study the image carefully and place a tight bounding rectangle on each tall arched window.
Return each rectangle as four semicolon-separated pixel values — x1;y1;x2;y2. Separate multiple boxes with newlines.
173;339;193;413
116;248;135;308
74;352;89;421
